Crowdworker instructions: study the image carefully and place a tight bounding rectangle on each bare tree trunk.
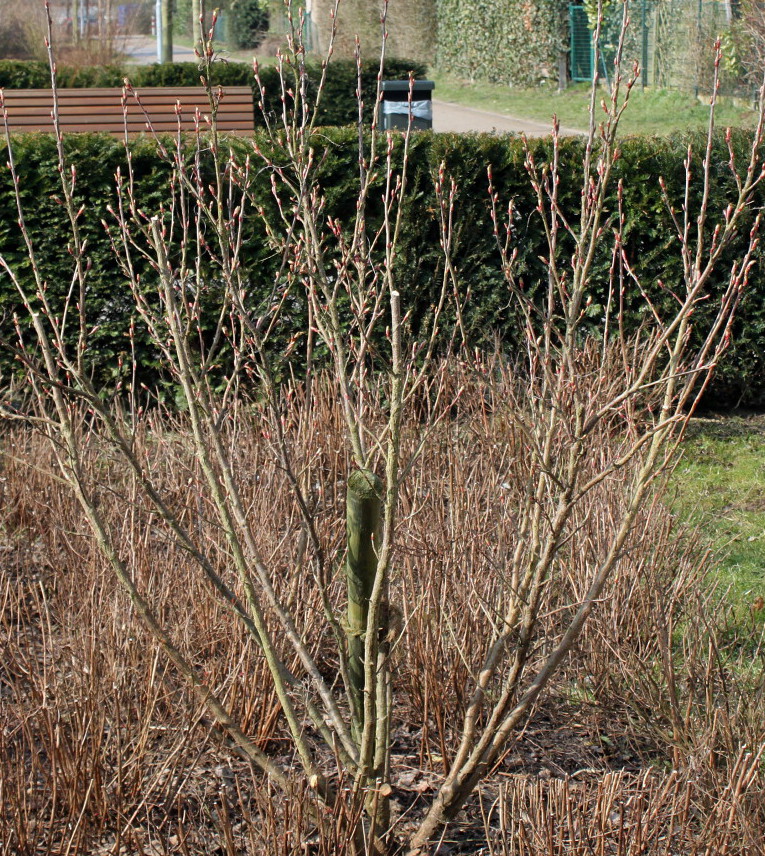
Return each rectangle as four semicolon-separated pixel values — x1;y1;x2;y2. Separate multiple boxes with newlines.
558;0;569;90
192;0;201;47
72;0;81;44
558;49;568;90
161;0;173;62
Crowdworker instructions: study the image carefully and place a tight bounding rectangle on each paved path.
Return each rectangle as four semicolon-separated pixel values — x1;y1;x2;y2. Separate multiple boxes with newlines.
123;36;582;136
432;98;582;137
123;34;198;64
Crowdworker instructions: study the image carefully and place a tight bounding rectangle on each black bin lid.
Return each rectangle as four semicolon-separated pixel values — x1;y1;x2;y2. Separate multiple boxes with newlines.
380;80;435;99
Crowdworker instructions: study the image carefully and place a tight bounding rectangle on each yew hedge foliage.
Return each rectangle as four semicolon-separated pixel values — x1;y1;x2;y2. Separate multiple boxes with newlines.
1;128;762;407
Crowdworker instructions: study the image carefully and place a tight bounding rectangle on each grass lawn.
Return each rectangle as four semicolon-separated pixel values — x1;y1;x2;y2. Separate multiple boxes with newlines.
431;75;759;136
674;415;765;612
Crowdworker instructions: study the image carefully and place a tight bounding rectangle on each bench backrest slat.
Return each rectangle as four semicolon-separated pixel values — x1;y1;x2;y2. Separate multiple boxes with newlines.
1;86;254;135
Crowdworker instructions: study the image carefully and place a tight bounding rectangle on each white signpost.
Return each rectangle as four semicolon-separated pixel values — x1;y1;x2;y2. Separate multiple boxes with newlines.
155;0;163;62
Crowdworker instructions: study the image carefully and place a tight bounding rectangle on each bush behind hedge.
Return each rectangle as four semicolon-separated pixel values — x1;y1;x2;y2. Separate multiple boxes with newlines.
0;129;762;408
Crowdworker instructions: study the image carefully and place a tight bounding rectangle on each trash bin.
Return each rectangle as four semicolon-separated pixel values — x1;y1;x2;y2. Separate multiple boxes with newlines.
380;80;435;131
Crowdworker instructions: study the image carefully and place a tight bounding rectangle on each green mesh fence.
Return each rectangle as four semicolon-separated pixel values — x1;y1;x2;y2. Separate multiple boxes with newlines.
570;5;593;82
571;1;749;96
570;2;650;85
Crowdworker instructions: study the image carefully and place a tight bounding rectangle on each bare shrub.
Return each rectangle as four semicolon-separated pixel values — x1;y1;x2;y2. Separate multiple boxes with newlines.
6;0;131;66
2;1;765;853
733;0;765;91
3;375;765;853
487;756;765;856
570;522;765;765
0;0;49;60
310;0;436;62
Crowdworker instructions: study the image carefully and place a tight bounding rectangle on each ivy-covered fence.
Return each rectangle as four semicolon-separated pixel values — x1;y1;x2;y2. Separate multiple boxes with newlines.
435;0;567;87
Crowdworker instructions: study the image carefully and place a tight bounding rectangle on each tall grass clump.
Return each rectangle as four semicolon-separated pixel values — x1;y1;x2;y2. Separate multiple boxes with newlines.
1;1;765;854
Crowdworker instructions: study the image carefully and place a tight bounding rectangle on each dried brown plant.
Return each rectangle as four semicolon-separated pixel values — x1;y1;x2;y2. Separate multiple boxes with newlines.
1;1;765;854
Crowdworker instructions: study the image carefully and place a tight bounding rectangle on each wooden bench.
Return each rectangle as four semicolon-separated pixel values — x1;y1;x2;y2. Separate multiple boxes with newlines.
0;86;254;135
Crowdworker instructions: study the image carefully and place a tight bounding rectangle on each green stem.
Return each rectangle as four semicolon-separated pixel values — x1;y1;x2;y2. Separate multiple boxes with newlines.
346;468;383;742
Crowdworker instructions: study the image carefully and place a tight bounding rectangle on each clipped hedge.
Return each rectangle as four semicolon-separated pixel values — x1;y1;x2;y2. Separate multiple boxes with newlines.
0;58;428;127
0;129;763;407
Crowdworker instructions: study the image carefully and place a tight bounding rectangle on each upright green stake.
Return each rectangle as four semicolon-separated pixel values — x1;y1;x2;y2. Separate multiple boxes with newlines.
346;469;382;742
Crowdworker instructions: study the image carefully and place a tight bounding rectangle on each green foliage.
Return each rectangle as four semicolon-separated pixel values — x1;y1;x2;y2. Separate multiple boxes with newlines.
228;0;270;49
435;0;566;87
582;0;610;29
0;60;51;88
174;0;269;46
127;61;249;86
59;65;128;88
174;0;196;39
0;135;175;390
0;129;763;407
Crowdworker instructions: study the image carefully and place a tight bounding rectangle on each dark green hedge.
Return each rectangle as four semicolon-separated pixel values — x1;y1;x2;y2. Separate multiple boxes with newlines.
0;129;762;407
0;58;428;127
